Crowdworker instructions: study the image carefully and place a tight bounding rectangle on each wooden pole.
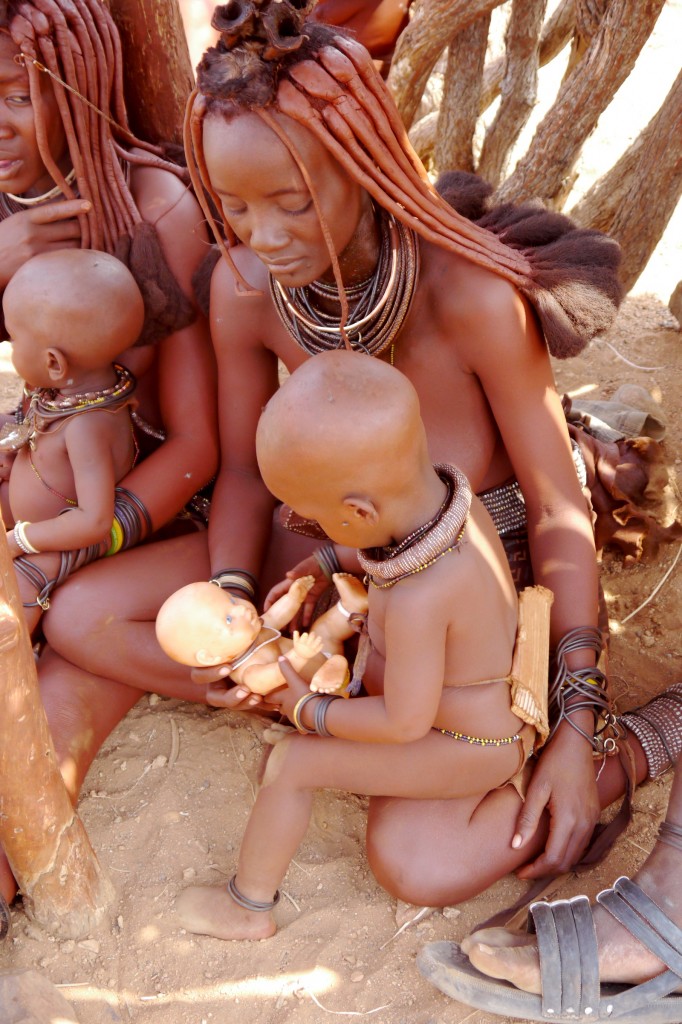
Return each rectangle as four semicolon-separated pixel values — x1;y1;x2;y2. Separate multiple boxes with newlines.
108;0;195;146
0;528;113;938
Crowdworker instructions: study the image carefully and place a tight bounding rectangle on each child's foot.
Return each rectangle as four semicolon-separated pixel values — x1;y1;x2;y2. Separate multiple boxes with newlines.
175;884;276;941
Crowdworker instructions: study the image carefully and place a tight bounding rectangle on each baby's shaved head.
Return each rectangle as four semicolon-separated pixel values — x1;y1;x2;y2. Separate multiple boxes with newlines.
256;351;428;504
4;249;145;366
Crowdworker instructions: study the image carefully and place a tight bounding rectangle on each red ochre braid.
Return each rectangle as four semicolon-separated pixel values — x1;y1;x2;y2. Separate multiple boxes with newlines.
5;0;186;254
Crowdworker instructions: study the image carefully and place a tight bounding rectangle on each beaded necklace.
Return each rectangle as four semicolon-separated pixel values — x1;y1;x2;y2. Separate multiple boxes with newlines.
28;362;136;419
358;464;472;588
0;363;137;455
269;208;419;358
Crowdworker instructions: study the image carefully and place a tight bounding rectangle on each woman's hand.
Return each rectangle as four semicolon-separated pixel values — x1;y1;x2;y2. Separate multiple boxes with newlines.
512;727;601;878
0;200;89;288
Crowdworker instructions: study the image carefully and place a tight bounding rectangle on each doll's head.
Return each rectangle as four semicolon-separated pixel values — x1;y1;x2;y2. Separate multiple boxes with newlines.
3;249;144;388
155;582;263;668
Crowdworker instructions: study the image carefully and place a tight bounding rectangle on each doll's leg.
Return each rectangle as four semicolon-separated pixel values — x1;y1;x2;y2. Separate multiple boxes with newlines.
310;572;369;653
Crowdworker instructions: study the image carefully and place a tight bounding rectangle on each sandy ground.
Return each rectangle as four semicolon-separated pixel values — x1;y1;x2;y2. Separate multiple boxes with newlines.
1;6;681;1023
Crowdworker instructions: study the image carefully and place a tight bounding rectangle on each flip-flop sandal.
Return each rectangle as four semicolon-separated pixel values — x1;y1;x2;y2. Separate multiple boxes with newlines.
418;877;682;1023
0;892;11;941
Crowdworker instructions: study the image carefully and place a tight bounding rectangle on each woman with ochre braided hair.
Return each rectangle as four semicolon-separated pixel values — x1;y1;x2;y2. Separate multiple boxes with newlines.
1;0;668;929
0;0;217;924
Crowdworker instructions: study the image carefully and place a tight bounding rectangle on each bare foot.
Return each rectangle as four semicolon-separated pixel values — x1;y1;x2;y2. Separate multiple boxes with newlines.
175;884;276;941
310;654;350;693
462;844;682;994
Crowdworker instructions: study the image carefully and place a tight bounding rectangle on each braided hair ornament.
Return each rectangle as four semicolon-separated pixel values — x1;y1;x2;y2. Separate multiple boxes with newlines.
185;0;622;359
0;0;194;345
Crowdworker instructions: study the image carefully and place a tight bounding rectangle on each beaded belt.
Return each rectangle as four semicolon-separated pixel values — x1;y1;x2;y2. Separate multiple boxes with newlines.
478;479;527;536
478;443;587;537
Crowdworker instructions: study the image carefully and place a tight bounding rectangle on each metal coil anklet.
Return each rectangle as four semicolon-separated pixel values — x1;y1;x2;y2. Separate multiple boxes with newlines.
658;820;682;853
227;875;280;912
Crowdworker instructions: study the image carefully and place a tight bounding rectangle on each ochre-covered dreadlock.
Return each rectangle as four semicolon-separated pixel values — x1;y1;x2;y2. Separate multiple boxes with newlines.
1;0;194;345
185;0;622;358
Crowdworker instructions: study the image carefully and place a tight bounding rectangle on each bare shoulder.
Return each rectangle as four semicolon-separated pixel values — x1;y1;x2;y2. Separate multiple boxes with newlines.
422;240;525;323
420;239;544;365
129;162;203;232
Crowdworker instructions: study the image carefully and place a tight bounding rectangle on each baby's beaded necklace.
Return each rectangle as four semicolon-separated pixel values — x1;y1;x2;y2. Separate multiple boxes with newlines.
358;464;472;588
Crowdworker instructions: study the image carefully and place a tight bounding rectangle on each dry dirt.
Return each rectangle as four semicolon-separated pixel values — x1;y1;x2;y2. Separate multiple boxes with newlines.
1;288;680;1024
1;4;681;1021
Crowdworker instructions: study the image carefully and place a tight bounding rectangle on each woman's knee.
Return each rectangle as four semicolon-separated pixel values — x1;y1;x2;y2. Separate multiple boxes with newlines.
44;534;208;657
366;798;489;907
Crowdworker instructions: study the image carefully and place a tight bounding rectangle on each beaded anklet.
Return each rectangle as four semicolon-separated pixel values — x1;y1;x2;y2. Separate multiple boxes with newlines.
620;683;682;778
227;875;280;912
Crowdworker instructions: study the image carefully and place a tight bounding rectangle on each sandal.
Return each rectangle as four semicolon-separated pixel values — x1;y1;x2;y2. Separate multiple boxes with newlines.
0;892;11;942
418;877;682;1022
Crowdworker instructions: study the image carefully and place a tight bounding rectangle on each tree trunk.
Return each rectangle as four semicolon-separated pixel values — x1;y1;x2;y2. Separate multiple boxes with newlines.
387;0;506;130
478;0;547;187
480;0;575;113
570;69;682;292
0;532;113;938
494;0;666;206
434;14;490;173
410;0;575;172
108;0;194;146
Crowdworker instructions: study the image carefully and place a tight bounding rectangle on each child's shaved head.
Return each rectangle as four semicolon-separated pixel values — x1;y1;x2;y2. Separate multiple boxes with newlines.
4;249;145;367
256;351;431;524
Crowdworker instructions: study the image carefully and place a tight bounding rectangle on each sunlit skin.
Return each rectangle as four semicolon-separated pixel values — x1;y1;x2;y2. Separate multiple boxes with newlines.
33;105;636;916
2;250;145;635
203;110;379;291
172;350;647;943
175;352;527;941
